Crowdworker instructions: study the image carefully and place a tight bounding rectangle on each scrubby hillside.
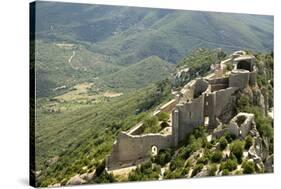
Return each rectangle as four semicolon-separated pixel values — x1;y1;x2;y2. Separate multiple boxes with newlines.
102;56;174;89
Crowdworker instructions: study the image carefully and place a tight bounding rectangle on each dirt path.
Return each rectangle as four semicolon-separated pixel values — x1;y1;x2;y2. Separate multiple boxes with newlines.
68;51;76;63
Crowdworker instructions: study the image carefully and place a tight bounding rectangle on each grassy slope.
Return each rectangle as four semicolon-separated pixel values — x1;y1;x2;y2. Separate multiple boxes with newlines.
102;55;174;89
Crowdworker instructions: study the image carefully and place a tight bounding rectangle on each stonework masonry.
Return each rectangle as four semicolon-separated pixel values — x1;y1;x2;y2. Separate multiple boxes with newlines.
106;52;259;171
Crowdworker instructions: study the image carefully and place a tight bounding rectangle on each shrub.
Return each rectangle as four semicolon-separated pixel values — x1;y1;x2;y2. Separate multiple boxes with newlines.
240;105;273;139
222;169;230;176
242;160;255;174
197;156;208;165
230;140;244;163
244;135;253;150
170;157;185;171
256;116;273;139
228;153;238;162
210;150;223;163
157;112;169;122
193;125;207;139
226;63;234;71
95;172;116;183
234;170;243;175
179;139;202;159
154;148;172;166
208;164;217;176
219;136;228;150
236;95;250;111
128;160;160;181
220;159;237;172
143;116;159;133
191;163;204;177
164;168;186;179
224;132;236;143
95;160;105;177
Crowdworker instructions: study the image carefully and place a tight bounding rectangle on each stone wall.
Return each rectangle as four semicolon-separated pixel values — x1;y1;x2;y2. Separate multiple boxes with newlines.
228;113;254;138
176;94;205;141
180;78;208;100
207;77;229;92
193;79;209;98
128;122;144;135
229;70;250;89
172;109;179;147
213;87;237;117
106;132;173;170
207;77;229;85
249;70;257;86
159;99;177;113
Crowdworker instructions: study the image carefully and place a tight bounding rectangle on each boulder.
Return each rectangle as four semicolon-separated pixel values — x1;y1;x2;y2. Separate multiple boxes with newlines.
248;146;258;158
66;174;86;185
80;170;96;181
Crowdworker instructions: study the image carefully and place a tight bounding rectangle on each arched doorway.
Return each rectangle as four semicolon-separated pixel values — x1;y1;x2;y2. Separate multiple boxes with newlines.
151;145;158;156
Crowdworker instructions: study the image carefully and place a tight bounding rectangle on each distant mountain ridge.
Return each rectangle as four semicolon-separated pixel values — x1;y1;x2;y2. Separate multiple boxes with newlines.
34;1;273;65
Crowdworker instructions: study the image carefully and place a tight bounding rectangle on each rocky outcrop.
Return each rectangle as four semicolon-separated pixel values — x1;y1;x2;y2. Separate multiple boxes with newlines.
66;170;96;186
80;170;96;181
66;175;86;185
242;86;267;115
254;136;270;161
264;154;273;173
194;166;209;177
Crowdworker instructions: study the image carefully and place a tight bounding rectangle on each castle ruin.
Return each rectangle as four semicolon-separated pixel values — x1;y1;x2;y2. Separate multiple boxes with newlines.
106;51;259;171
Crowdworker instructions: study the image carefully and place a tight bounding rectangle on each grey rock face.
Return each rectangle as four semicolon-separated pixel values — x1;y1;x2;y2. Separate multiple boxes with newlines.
66;175;86;185
264;154;274;173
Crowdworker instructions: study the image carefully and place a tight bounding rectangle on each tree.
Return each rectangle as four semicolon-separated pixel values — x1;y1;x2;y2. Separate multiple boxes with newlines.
219;136;228;150
170;157;185;171
210;150;223;163
236;95;250;112
157;112;169;122
222;169;229;176
193;125;207;139
128;160;160;181
179;138;202;159
242;160;255;174
255;116;273;139
95;160;105;177
224;132;236;143
230;140;244;163
153;148;172;166
220;159;237;172
244;135;253;150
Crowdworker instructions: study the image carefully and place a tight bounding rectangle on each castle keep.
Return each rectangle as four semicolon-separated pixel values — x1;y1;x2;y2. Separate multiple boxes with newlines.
106;51;258;170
